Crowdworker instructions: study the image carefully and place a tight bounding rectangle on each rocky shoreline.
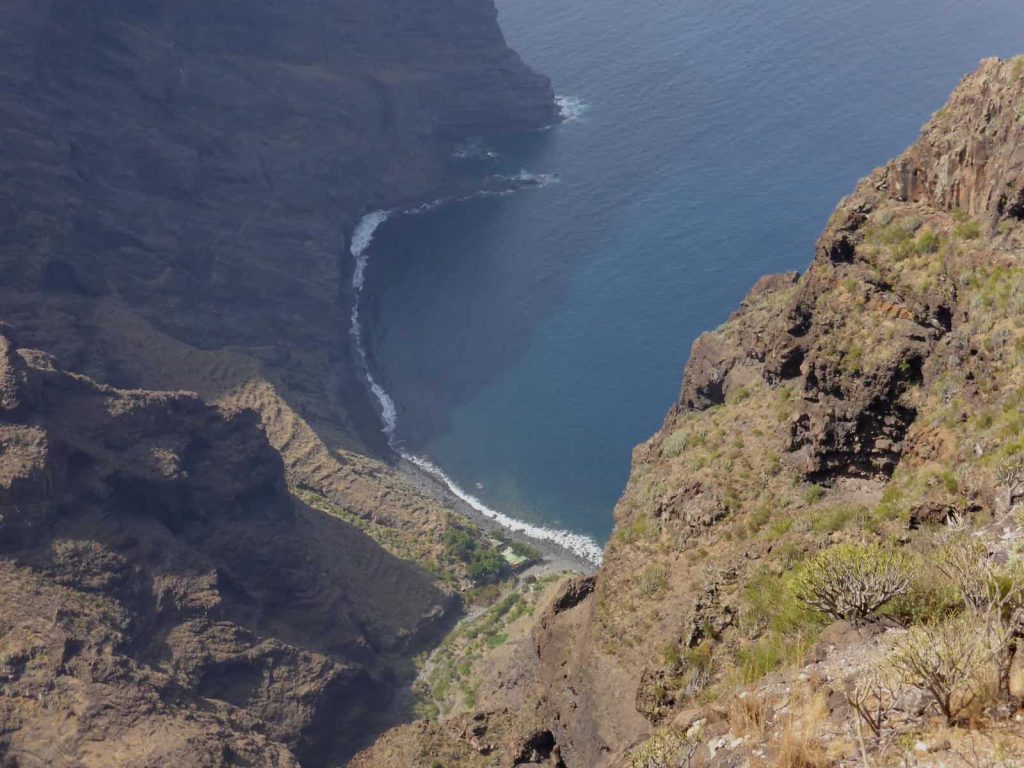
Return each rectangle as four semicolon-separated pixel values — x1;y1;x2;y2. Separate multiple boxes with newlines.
396;454;598;576
340;153;602;578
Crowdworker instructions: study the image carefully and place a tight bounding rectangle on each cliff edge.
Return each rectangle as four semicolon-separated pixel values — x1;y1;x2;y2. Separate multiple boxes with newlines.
355;56;1024;768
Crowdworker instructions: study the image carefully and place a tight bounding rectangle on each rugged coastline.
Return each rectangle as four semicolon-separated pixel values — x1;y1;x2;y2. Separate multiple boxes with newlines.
395;456;597;576
343;170;605;571
354;56;1024;768
5;1;1024;766
0;0;563;763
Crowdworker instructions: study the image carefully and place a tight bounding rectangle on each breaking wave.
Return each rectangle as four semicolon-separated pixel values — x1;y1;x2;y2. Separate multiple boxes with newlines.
348;210;398;435
555;94;589;122
405;454;605;564
347;208;604;565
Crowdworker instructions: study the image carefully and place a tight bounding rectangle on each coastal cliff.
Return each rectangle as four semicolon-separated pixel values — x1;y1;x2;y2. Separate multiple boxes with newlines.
0;0;555;764
0;0;553;458
355;57;1024;767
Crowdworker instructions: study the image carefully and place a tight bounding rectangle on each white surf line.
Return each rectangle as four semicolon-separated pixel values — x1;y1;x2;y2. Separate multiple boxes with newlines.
348;206;604;566
348;211;399;435
405;454;605;565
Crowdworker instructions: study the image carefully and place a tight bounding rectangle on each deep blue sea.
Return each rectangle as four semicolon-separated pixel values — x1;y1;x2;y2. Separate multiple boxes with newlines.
356;0;1024;559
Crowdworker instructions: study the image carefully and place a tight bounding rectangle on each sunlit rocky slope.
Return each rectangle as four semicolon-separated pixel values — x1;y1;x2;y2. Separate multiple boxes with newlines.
355;56;1024;768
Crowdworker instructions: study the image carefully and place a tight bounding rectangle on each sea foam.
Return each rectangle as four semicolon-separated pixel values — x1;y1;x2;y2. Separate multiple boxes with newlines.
555;94;589;122
404;454;604;565
452;138;500;160
347;207;604;566
493;170;559;188
348;210;398;436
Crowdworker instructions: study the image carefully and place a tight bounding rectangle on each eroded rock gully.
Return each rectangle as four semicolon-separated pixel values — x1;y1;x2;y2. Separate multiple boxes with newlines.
0;333;464;764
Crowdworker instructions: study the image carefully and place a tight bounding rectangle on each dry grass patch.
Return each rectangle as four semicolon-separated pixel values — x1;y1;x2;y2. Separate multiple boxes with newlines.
729;693;770;740
774;689;829;768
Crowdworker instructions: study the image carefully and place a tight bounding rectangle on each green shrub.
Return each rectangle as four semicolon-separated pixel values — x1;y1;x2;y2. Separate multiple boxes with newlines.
915;227;941;253
726;386;751;405
442;526;507;583
1014;55;1024;81
810;505;861;534
936;533;1024;614
841;345;863;374
637;564;669;597
485;632;508;649
743;572;824;636
661;429;691;458
766;516;794;539
748;505;772;534
735;630;818;684
616;516;653;545
881;572;961;626
804;484;826;505
954;216;982;240
660;643;682;670
790;542;913;624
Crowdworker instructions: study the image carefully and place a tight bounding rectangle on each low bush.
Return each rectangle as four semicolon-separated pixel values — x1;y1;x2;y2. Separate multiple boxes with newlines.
804;484;826;505
887;610;1009;725
934;529;1024;615
616;516;654;546
661;429;692;458
844;668;904;738
953;210;982;240
915;227;941;253
743;572;824;636
736;632;813;684
810;505;861;534
880;569;960;626
637;564;669;597
628;725;702;768
790;542;913;624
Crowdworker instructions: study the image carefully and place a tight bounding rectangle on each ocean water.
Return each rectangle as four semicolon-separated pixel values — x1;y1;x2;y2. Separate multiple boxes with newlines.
355;0;1024;558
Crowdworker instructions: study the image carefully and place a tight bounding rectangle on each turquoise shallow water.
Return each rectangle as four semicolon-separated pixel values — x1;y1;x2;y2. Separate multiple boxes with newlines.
359;0;1024;550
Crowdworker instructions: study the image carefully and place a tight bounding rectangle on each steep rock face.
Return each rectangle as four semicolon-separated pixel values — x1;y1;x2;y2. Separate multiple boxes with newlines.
0;0;553;442
0;333;455;766
353;57;1024;768
887;58;1024;222
0;5;554;762
528;57;1024;767
0;0;555;575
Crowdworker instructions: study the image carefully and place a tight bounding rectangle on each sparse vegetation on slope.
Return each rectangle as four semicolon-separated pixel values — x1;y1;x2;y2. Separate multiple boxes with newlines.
529;55;1024;768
